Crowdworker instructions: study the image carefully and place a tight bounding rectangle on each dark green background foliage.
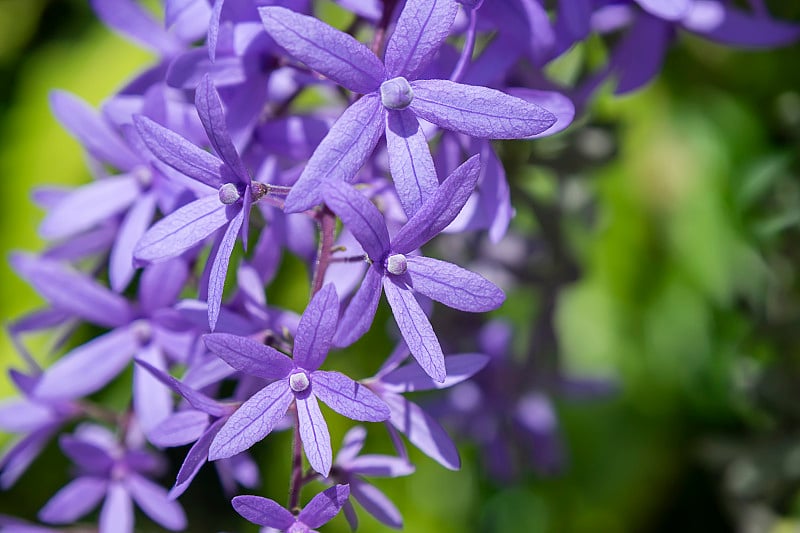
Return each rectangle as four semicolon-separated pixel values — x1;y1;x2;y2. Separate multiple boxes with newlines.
1;1;800;531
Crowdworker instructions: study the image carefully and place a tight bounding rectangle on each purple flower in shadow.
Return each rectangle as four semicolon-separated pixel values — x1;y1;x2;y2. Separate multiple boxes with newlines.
204;285;389;476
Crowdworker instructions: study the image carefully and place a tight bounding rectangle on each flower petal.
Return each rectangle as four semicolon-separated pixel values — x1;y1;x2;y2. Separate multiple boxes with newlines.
232;495;294;529
323;181;390;262
409;79;556;138
385;109;438;217
384;0;458;79
312;371;390;422
134;194;231;264
39;476;108;524
684;2;800;47
383;277;445;383
134;114;224;189
380;353;489;392
347;455;415;478
392;154;481;254
335;426;367;465
134;358;228;417
634;0;690;21
35;326;140;400
284;94;385;213
110;193;157;292
195;75;248;181
99;482;133;533
133;344;172;435
293;284;339;371
209;381;293;460
202;333;293;380
149;410;209;448
350;478;403;528
49;90;138;171
11;253;133;328
39;175;140;240
298;484;350;529
384;393;460;470
126;473;187;531
208;208;244;331
406;256;504;312
333;264;384;348
258;7;384;94
171;419;225;497
297;393;332;476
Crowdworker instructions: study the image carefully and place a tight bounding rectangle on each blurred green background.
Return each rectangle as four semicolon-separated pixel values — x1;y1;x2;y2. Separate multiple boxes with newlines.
1;1;800;532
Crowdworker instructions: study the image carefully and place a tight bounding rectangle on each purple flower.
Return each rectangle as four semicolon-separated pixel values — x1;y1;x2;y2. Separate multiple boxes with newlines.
329;426;414;530
259;0;557;215
38;425;186;533
233;484;349;532
13;254;198;435
134;358;261;499
204;285;390;476
323;155;504;382
133;74;281;330
0;370;79;489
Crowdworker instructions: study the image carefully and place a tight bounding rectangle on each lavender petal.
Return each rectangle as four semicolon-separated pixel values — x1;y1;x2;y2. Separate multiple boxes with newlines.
134;115;224;189
126;473;187;531
333;264;384;348
298;484;350;529
231;495;294;529
202;333;293;380
406;256;504;312
409;80;556;138
149;410;209;448
134;194;231;264
297;393;332;476
312;371;390;422
35;326;140;400
384;0;458;79
293;284;339;371
284;94;385;213
385;109;438;217
258;7;384;94
208;208;244;331
380;353;489;392
208;381;293;460
39;476;107;524
99;482;134;533
383;277;445;383
39;175;140;240
195;75;249;181
350;478;403;529
391;154;481;254
110;193;157;292
384;393;460;470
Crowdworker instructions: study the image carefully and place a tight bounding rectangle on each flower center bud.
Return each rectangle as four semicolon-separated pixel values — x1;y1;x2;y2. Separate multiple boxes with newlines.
132;165;153;187
385;253;408;275
289;371;310;392
218;183;241;205
380;77;414;110
287;523;310;533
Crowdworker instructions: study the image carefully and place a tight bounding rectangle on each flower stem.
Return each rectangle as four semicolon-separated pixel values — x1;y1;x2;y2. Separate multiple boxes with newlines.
288;407;304;511
310;206;336;298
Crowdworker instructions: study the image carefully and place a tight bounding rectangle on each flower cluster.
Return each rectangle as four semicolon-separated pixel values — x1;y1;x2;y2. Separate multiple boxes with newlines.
2;0;797;531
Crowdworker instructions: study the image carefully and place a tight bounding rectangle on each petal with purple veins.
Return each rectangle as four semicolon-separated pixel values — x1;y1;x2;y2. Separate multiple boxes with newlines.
202;333;293;381
406;256;505;312
384;0;458;79
293;284;339;371
232;495;294;529
284;94;386;213
296;393;332;476
312;371;390;422
298;484;351;529
333;264;384;348
409;80;556;138
385;109;438;217
383;277;445;383
209;380;293;460
258;7;384;94
134;194;232;264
